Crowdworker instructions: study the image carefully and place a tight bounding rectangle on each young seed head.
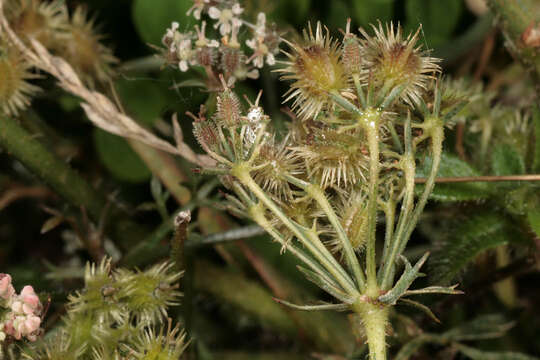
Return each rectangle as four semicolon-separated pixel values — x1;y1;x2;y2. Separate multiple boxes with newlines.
0;40;40;116
215;88;242;127
56;6;117;85
342;19;362;75
360;22;441;106
6;0;68;48
277;22;349;120
291;129;369;189
252;136;302;200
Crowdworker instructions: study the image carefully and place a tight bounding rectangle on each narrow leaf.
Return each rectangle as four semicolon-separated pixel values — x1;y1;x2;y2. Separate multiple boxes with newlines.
274;298;350;312
404;284;464;296
442;314;515;341
378;253;430;305
456;344;539;360
398;298;440;323
395;335;438;360
297;266;355;304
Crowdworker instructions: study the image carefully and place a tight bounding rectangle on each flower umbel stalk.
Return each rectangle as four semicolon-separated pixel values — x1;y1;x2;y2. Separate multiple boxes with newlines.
191;20;461;359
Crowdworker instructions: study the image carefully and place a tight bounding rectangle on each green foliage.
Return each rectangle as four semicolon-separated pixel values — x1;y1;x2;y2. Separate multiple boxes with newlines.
353;0;393;27
417;153;493;202
430;212;526;284
491;144;526;176
132;0;193;45
533;107;540;172
94;129;152;183
405;0;462;47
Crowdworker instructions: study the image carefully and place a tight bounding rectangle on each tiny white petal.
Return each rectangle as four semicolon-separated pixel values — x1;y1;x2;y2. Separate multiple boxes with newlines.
208;7;220;19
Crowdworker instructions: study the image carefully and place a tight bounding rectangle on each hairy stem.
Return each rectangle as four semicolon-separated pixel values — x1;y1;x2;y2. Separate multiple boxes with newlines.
363;111;381;291
232;164;358;295
352;300;389;360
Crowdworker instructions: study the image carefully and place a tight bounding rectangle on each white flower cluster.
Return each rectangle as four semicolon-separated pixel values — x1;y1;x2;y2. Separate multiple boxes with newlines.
0;274;43;342
162;0;281;86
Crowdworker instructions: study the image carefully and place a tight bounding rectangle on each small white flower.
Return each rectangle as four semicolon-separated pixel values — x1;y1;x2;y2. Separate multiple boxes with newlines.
162;21;180;45
246;38;274;68
254;12;266;38
195;21;219;48
186;0;208;20
208;3;243;36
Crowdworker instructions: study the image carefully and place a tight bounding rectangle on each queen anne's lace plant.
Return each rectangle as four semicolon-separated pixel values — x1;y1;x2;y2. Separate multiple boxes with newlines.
161;0;281;88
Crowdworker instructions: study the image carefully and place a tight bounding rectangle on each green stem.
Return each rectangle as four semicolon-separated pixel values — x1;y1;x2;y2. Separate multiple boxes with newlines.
398;126;444;256
380;115;415;289
284;173;366;291
232;164;358;295
352;300;389;360
363;113;381;292
0;114;106;222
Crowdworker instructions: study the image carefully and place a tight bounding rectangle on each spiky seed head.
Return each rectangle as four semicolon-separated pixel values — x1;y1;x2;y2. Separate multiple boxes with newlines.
291;129;369;189
196;46;216;67
278;22;349;120
0;41;40;116
215;90;242;127
56;6;117;85
252;137;302;200
360;22;441;106
339;192;368;250
220;47;244;80
6;0;68;49
193;119;220;153
342;19;362;75
122;321;188;360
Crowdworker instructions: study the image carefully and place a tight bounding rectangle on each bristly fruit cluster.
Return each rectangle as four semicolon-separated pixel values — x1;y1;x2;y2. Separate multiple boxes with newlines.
22;259;187;360
190;20;466;360
0;0;117;116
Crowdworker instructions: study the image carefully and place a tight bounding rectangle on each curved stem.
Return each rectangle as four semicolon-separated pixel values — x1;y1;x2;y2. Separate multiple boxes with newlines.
232;165;358;295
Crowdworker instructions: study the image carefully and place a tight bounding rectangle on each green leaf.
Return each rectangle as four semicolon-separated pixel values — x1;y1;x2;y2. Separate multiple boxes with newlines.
492;143;526;176
398;298;440;323
353;0;393;27
378;253;429;305
456;344;539;360
532;106;540;172
94;129;151;183
528;208;540;238
271;0;310;26
405;0;463;47
430;212;525;284
327;0;349;30
297;266;355;304
274;298;349;312
417;153;493;202
116;79;170;126
395;335;437;360
442;314;515;341
132;0;193;45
